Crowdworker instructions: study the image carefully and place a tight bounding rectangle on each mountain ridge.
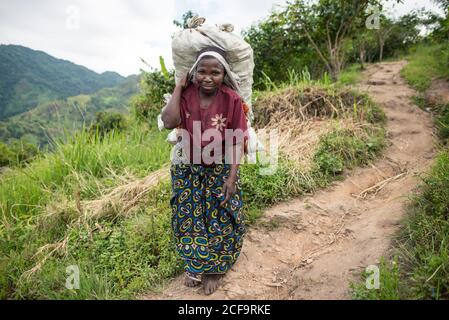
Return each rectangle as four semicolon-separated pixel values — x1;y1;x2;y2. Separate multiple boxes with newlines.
0;44;132;120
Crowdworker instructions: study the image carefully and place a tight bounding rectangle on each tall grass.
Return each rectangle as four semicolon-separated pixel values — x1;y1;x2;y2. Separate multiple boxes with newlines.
0;75;387;299
351;44;449;300
401;44;449;93
351;148;449;300
0;123;171;298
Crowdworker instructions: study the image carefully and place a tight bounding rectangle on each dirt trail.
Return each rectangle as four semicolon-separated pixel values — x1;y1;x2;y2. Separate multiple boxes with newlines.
143;61;435;300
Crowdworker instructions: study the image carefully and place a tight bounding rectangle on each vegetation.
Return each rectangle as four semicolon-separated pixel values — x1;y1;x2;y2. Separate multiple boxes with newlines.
0;140;39;168
0;75;139;148
131;59;175;124
0;45;126;120
351;8;449;298
0;70;387;298
243;0;426;88
401;44;449;93
1;0;448;301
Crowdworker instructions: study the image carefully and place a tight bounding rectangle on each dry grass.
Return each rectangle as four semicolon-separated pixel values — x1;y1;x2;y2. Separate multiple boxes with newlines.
253;85;369;170
22;165;170;279
81;165;170;220
21;85;378;281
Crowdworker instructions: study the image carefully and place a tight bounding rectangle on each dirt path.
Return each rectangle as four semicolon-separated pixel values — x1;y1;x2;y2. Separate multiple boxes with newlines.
143;61;435;300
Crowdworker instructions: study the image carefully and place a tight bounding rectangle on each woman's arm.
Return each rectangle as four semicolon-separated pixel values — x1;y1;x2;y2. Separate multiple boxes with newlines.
161;74;188;129
220;142;244;207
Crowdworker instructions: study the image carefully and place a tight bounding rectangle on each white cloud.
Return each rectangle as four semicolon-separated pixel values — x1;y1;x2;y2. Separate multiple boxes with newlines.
0;0;442;76
0;0;177;76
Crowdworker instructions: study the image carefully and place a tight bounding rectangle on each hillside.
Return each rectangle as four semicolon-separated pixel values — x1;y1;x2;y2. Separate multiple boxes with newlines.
0;44;127;120
0;74;140;147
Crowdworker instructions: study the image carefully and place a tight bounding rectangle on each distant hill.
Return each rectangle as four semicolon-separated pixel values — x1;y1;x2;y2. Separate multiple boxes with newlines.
0;44;127;120
0;74;140;148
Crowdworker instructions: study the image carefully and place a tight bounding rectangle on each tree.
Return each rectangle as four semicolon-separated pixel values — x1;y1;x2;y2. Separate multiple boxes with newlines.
243;11;318;87
131;65;175;123
352;29;377;69
283;0;387;81
89;111;127;137
432;0;449;14
173;10;198;29
376;15;395;62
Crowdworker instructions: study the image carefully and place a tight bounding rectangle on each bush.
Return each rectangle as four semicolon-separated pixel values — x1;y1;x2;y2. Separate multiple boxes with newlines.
436;103;449;142
0;140;39;167
313;127;386;176
131;69;175;124
88;111;127;138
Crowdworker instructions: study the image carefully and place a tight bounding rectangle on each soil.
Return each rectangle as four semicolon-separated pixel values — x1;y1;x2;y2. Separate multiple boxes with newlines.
142;61;436;300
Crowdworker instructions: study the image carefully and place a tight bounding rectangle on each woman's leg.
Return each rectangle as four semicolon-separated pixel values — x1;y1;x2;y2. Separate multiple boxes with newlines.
170;163;246;292
201;164;246;294
170;163;207;285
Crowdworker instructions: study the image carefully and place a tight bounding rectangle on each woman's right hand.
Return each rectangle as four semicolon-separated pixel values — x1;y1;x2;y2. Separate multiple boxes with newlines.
178;73;189;90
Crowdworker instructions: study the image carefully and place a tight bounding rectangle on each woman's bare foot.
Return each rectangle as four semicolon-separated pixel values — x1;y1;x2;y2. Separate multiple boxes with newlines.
203;274;223;295
184;273;201;287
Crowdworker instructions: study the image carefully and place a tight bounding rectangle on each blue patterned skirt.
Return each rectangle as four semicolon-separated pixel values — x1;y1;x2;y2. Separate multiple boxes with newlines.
170;162;246;281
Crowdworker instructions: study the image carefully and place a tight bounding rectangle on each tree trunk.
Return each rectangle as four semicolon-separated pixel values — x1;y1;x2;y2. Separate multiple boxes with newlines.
329;48;342;81
379;40;384;62
359;43;366;70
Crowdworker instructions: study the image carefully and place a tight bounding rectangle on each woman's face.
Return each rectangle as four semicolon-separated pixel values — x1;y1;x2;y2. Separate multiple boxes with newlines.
195;57;225;95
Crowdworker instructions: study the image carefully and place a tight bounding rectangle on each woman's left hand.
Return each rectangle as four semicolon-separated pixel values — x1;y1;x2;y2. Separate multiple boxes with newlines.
219;177;236;207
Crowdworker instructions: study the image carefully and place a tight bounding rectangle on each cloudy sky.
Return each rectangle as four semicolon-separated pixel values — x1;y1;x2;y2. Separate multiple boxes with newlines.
0;0;442;76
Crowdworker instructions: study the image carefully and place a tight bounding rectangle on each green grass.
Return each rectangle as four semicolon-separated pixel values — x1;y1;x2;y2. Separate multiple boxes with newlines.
337;64;363;86
351;46;449;299
254;64;364;96
0;80;387;299
350;257;402;300
351;148;449;300
401;44;449;93
0;123;172;299
436;103;449;143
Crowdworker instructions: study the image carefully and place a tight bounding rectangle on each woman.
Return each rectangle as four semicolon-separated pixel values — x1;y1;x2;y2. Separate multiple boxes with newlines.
161;46;249;295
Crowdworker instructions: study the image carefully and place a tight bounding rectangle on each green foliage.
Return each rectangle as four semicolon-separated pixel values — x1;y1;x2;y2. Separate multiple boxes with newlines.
243;12;319;88
0;142;14;167
0;123;173;299
131;68;175;124
0;75;139;148
88;111;127;138
0;140;39;167
173;10;198;29
352;149;449;300
350;257;402;300
436;103;449;142
314;126;386;176
337;64;363;86
159;56;170;80
0;45;125;120
401;44;449;92
244;0;422;85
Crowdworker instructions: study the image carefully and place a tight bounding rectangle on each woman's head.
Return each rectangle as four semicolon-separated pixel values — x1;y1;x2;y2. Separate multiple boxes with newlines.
194;46;227;95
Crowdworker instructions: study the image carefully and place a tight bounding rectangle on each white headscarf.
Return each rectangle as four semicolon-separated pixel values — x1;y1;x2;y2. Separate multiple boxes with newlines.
188;51;241;95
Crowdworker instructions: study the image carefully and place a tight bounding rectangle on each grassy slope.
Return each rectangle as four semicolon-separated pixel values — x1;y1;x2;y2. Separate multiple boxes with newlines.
0;44;125;120
0;74;387;299
401;44;449;93
351;43;449;300
0;75;140;148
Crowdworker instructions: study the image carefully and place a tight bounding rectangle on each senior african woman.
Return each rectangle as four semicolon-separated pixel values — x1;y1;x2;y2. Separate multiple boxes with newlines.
161;46;249;295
